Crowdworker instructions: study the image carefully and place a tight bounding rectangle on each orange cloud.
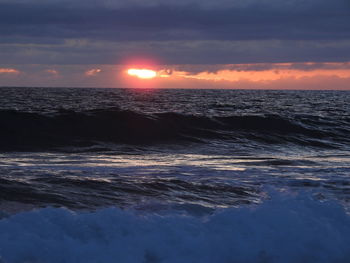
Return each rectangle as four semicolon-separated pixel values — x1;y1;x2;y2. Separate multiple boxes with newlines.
172;62;350;74
85;68;101;76
155;73;350;90
45;69;59;75
0;68;20;74
150;62;350;90
163;63;350;83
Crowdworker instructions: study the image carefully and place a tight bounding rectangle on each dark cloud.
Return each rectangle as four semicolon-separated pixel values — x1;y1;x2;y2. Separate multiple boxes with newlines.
173;62;350;74
1;39;350;65
0;0;349;65
0;1;349;41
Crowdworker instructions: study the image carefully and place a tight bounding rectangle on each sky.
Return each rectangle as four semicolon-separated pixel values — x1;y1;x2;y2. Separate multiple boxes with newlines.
0;0;350;89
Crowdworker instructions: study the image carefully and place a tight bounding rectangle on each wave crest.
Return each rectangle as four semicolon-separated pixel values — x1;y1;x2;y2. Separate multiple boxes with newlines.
0;108;348;151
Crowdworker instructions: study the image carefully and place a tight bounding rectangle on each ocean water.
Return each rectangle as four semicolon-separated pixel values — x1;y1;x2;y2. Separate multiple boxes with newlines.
0;87;350;262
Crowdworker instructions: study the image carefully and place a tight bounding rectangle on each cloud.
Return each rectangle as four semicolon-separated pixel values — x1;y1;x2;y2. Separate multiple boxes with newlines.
0;0;349;86
160;62;350;87
1;39;350;66
1;63;349;90
172;62;350;74
0;68;19;74
0;0;349;42
85;68;101;76
0;0;349;66
45;69;59;75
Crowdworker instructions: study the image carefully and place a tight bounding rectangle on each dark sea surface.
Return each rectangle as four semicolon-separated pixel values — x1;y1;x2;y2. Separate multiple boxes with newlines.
1;87;350;263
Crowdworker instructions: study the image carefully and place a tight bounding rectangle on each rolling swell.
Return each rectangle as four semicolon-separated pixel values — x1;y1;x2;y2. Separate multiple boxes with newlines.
0;108;348;151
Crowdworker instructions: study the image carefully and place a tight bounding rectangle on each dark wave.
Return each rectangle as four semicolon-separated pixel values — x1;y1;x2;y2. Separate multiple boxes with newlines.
0;108;349;151
0;175;259;209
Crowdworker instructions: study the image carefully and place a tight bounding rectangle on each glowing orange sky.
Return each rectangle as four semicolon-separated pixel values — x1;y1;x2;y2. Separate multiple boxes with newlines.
169;68;350;82
1;62;350;90
120;62;350;89
121;62;350;81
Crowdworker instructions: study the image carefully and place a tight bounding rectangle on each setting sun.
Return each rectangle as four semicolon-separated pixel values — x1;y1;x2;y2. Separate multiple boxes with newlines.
127;69;157;79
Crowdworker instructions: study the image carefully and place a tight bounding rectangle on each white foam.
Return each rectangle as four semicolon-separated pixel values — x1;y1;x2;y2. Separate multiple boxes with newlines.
0;192;350;263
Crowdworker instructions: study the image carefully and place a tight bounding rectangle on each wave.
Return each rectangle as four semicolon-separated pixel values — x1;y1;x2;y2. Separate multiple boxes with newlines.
0;175;259;209
0;108;349;151
0;192;349;263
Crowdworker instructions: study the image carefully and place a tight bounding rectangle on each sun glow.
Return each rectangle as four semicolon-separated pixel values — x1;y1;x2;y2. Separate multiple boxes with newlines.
127;69;157;79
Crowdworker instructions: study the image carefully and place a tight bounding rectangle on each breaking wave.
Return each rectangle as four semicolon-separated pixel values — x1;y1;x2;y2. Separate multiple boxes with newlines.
0;192;350;263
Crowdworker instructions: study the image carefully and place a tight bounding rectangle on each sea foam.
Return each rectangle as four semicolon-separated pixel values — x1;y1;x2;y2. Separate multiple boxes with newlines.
0;192;350;263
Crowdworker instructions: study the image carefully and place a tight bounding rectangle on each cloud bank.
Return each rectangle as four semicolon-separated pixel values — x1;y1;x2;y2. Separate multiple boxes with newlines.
1;62;349;90
0;0;349;66
0;0;349;88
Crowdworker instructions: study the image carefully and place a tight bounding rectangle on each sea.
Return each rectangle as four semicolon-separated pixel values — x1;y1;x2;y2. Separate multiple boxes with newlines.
0;87;350;263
